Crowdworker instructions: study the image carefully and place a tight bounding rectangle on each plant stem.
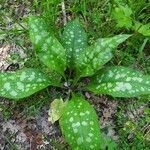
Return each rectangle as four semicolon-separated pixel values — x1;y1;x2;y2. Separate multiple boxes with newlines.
62;73;67;82
61;0;67;26
73;75;81;86
0;29;27;35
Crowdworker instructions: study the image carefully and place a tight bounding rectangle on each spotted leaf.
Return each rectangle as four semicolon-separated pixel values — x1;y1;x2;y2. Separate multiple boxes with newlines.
87;66;150;97
59;95;100;150
63;19;87;67
0;68;55;99
29;16;66;75
76;34;131;77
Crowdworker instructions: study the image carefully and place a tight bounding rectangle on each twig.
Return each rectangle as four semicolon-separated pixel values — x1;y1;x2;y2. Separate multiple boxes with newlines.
61;0;67;26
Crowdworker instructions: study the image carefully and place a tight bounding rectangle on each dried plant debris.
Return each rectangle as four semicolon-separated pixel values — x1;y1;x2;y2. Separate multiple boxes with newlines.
0;44;27;71
86;93;119;141
0;102;62;150
1;0;32;27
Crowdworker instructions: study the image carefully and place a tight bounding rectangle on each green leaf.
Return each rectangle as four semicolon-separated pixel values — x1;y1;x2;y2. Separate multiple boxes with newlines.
48;98;67;123
63;19;88;67
59;95;100;150
134;22;150;36
0;68;53;99
29;16;66;75
76;34;131;77
87;66;150;97
112;5;133;28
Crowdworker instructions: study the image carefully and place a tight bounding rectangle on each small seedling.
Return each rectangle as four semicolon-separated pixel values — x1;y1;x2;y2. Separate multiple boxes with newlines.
112;4;150;36
0;16;150;149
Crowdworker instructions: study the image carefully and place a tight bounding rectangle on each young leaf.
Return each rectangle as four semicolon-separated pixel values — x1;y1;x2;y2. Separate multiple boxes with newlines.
112;5;133;28
59;95;100;150
134;22;150;37
87;66;150;97
63;19;87;67
76;34;131;77
29;16;66;75
0;68;54;99
48;98;67;123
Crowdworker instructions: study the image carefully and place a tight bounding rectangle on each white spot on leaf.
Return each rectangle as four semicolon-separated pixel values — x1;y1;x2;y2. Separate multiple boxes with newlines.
4;82;11;91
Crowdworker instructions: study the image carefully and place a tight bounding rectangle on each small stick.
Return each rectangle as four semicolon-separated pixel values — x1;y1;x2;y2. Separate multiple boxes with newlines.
61;0;67;25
